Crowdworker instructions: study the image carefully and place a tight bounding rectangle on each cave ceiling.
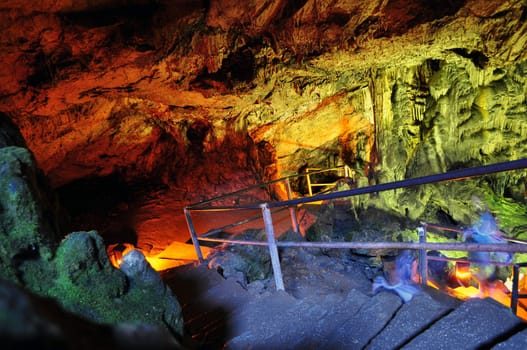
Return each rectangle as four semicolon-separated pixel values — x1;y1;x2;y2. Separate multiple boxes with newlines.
0;0;526;204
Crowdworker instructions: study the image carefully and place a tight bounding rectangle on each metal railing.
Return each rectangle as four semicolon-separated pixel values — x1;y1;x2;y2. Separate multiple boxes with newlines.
417;222;527;316
184;158;527;314
512;263;527;314
305;165;354;196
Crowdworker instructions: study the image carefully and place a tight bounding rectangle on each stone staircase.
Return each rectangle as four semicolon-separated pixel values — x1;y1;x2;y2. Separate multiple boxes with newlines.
164;263;527;350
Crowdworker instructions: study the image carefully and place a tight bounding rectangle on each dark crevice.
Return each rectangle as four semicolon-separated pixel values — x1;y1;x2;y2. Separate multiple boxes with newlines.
325;12;352;27
363;300;405;348
61;3;162;53
449;48;489;69
280;0;309;21
191;45;257;92
375;0;467;37
476;322;527;349
0;113;27;148
55;174;138;245
60;3;161;28
26;51;54;88
354;16;379;38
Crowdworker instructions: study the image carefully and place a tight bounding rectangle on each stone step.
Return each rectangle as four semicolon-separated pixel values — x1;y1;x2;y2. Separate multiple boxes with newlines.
291;289;372;349
165;264;527;349
163;264;253;347
402;297;526;349
492;328;527;349
225;289;369;349
314;291;402;350
366;292;452;349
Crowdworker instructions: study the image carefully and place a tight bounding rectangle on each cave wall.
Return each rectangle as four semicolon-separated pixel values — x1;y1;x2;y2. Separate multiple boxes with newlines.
0;0;526;215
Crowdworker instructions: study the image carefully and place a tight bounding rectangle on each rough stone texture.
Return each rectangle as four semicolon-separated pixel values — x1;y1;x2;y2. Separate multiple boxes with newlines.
164;260;527;350
0;1;525;255
366;293;451;350
0;112;27;148
320;291;403;350
0;122;186;347
0;278;181;350
36;232;184;343
492;328;527;349
169;253;527;349
0;1;525;206
1;0;527;346
118;249;184;335
403;298;525;349
207;229;272;285
0;146;58;285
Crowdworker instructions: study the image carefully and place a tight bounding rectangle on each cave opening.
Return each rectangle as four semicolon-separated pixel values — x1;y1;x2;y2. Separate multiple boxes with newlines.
49;118;275;260
56;173;139;246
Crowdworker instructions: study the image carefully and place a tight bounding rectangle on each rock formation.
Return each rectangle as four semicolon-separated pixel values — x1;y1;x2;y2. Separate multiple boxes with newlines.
0;116;185;347
0;1;524;178
1;0;527;346
0;1;525;227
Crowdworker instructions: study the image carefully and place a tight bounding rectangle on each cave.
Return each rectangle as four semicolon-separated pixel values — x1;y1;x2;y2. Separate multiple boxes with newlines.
2;0;527;349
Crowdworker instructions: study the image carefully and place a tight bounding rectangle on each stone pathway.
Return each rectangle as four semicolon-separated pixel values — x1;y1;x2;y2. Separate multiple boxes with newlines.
164;263;527;350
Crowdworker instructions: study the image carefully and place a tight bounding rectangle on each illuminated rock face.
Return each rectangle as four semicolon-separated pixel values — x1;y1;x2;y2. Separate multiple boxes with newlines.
0;1;526;224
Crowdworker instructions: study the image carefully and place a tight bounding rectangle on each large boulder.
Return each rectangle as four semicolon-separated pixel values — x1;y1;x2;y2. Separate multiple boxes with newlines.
0;146;57;285
0;118;186;346
48;234;184;338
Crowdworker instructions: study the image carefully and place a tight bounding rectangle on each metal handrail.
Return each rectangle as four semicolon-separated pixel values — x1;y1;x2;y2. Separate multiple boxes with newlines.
512;263;527;314
305;165;354;196
188;165;352;209
418;222;527;317
266;158;527;209
187;158;527;211
184;158;527;306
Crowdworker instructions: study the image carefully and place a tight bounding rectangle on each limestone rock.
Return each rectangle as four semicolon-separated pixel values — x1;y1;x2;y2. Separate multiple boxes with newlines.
119;249;185;337
0;1;525;241
50;232;185;338
0;118;185;343
207;229;272;286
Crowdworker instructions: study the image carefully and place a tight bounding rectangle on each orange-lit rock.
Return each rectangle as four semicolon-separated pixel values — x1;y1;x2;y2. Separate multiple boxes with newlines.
0;0;527;252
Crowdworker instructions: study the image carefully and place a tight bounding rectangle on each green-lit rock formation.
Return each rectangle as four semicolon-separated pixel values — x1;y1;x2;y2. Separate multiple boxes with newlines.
0;116;185;346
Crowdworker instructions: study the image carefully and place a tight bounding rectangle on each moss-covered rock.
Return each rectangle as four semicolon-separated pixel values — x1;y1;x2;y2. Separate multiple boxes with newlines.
45;232;184;337
0;117;185;342
118;249;184;335
0;146;54;284
0;277;182;349
49;231;127;322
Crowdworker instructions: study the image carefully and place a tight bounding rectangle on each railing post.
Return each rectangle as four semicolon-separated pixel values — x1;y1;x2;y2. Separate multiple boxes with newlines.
261;203;285;291
306;170;313;196
184;207;204;263
344;165;351;178
511;264;520;315
417;224;427;285
285;178;300;234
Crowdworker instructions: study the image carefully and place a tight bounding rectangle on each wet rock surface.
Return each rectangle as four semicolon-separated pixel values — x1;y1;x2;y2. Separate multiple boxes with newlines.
0;1;526;235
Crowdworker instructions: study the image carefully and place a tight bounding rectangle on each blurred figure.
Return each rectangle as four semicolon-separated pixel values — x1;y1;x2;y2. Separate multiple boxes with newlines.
463;211;512;297
373;250;421;303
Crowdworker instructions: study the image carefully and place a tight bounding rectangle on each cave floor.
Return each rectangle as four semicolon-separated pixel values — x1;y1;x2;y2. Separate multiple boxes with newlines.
163;259;527;350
